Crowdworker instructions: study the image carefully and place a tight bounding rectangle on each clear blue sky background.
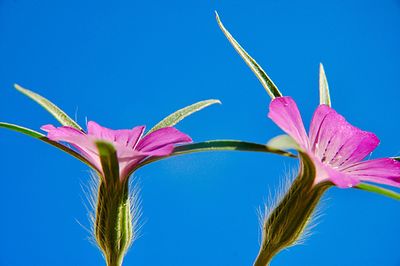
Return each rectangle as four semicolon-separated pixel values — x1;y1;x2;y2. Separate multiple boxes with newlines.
0;1;399;265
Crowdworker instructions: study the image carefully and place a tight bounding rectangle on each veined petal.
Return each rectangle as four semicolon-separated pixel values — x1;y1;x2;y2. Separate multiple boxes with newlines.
140;145;175;156
313;156;360;188
136;127;192;155
118;154;148;181
41;124;102;170
309;105;379;167
341;158;400;187
41;124;97;153
309;104;333;152
87;121;145;148
42;121;193;182
268;97;309;150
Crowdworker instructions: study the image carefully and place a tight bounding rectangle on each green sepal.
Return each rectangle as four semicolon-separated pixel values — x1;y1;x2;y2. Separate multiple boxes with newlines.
319;63;331;107
267;134;299;151
0;122;97;171
130;139;296;174
215;12;282;99
14;84;83;130
146;99;221;135
172;140;296;156
96;141;119;185
355;183;400;201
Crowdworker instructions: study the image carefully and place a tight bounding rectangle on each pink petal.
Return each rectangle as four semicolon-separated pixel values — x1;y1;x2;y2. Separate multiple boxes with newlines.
309;105;379;168
141;145;175;156
309;153;360;188
136;127;192;156
119;154;148;181
41;124;57;132
341;158;400;187
41;124;102;170
41;124;96;152
268;97;309;150
309;104;334;153
87;121;145;148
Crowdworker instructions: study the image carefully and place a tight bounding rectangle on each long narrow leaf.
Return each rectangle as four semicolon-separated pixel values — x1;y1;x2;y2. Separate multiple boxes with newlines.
14;84;83;131
319;63;331;107
215;12;282;99
355;183;400;200
146;99;221;135
130;140;295;173
0;122;97;171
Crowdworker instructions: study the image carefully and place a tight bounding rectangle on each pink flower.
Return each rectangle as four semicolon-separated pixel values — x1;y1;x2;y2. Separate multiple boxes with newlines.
268;96;400;188
41;121;192;181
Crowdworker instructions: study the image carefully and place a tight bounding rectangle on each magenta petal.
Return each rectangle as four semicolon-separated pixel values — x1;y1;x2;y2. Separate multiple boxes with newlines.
309;105;379;167
268;97;309;150
41;124;57;132
141;145;175;156
309;153;359;188
136;127;192;155
342;158;400;187
41;122;192;182
41;124;102;171
309;105;334;152
128;126;146;148
41;124;90;147
87;121;145;148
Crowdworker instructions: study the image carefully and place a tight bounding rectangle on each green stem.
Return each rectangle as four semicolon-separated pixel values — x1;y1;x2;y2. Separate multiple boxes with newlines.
253;250;275;266
106;254;123;266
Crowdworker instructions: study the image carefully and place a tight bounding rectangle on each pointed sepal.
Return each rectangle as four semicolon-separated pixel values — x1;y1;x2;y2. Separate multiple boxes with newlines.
319;63;331;107
0;122;97;170
146;99;221;135
267;134;300;151
355;183;400;200
14;84;83;130
130;139;296;173
215;12;282;99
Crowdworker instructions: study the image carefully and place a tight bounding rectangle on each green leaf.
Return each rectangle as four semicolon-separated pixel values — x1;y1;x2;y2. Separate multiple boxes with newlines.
319;63;331;107
146;99;221;135
0;122;98;171
355;183;400;200
96;141;119;184
267;134;300;151
215;12;282;99
14;84;83;131
130;140;296;173
393;157;400;161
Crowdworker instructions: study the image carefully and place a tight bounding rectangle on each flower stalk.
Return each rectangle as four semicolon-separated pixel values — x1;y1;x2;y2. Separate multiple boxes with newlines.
95;181;132;266
254;153;331;266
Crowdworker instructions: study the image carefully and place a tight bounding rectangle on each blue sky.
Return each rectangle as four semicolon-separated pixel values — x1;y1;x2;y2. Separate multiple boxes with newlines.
0;0;399;265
